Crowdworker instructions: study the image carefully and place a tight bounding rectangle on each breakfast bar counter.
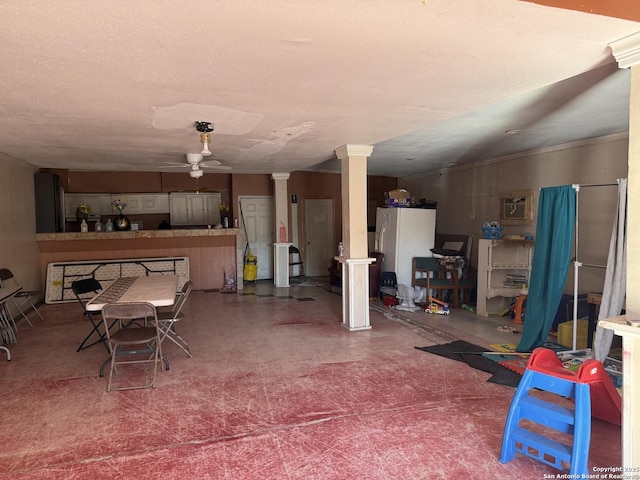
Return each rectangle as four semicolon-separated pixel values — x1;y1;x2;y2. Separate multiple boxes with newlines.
36;228;243;291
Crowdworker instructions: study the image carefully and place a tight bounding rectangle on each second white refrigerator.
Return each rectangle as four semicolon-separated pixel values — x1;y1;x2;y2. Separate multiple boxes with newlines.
375;207;437;287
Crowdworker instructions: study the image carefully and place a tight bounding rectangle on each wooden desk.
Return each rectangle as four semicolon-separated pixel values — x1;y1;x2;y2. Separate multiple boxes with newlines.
86;275;178;312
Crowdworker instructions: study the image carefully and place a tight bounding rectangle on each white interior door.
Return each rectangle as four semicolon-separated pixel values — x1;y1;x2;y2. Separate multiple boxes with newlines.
239;196;274;280
304;199;333;277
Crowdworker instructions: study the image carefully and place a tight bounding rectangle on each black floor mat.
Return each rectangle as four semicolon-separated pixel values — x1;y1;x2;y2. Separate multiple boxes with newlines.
415;340;523;388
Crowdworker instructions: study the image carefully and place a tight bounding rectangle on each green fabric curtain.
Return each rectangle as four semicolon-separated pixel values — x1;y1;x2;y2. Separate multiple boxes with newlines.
517;185;576;352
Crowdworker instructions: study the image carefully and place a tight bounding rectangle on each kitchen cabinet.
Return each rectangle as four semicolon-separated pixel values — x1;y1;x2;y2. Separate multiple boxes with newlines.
476;238;534;317
169;193;221;226
64;194;111;220
66;194;170;219
99;196;114;216
116;194;169;215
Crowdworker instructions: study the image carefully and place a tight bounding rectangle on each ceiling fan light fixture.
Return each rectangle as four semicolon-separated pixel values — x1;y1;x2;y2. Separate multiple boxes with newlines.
186;153;203;164
200;132;212;156
189;169;204;178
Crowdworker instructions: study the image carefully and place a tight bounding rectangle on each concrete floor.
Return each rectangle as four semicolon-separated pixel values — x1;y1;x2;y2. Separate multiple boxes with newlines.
0;279;621;479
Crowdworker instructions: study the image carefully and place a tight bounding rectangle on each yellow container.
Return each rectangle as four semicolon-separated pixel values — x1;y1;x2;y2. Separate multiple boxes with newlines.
243;254;258;282
557;319;588;349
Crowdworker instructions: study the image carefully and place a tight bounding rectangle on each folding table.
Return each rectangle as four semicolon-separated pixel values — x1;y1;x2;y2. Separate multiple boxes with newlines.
85;275;178;312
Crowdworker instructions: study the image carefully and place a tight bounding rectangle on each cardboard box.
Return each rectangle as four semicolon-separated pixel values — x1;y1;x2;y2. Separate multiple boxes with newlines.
385;189;411;207
557;319;589;349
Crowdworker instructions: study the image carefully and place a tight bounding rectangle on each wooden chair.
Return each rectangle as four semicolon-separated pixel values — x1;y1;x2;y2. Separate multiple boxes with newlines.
412;257;464;308
457;264;477;306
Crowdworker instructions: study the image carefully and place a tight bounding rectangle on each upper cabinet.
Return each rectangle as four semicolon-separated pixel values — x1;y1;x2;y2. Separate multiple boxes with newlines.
118;194;170;215
169;193;221;226
64;193;170;219
64;194;111;220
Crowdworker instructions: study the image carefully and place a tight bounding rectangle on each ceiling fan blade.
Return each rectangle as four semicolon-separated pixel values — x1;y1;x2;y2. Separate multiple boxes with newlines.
201;158;225;166
201;164;232;170
160;162;190;168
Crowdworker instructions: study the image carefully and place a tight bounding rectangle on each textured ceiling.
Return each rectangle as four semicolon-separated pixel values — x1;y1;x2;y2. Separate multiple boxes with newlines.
0;1;639;177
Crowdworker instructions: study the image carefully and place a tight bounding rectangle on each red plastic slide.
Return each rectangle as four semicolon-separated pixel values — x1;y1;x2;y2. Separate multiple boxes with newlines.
527;348;621;425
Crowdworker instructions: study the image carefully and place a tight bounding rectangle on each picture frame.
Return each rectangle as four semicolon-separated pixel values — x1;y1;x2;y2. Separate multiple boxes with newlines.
499;190;534;225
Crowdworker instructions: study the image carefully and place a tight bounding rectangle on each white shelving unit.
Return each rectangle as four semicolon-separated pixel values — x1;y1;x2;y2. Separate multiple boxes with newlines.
476;238;534;317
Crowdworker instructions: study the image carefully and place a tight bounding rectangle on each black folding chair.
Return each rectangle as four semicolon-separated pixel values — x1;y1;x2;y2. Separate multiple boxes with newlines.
72;278;114;353
288;245;305;278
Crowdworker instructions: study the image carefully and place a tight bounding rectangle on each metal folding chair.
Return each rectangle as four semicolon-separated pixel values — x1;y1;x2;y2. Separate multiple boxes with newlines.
0;268;44;327
156;281;193;357
0;294;17;361
101;302;163;391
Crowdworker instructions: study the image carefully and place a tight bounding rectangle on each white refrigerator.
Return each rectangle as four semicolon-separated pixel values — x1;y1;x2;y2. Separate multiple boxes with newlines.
375;207;437;287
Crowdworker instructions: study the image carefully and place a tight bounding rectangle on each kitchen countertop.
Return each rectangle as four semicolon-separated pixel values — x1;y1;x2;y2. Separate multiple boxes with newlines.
36;228;242;241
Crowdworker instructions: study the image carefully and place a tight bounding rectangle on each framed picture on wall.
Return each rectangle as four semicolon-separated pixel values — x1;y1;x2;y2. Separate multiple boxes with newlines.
499;190;534;225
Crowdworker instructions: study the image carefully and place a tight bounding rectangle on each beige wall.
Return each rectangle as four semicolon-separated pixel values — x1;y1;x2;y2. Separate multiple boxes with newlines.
399;134;629;294
0;156;42;294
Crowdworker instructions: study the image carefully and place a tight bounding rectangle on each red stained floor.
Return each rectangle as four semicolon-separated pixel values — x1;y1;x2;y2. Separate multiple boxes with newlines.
0;280;621;479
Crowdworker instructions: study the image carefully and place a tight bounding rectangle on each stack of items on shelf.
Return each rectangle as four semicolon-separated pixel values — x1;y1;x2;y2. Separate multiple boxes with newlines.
384;189;411;207
503;273;528;288
482;220;503;239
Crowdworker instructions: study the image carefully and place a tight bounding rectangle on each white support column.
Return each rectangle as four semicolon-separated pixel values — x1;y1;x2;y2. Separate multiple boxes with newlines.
271;173;291;288
274;242;293;287
337;257;374;330
604;31;640;470
335;144;374;331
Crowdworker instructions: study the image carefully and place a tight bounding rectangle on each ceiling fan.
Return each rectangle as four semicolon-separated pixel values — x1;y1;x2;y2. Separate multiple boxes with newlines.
161;121;231;176
162;153;232;177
